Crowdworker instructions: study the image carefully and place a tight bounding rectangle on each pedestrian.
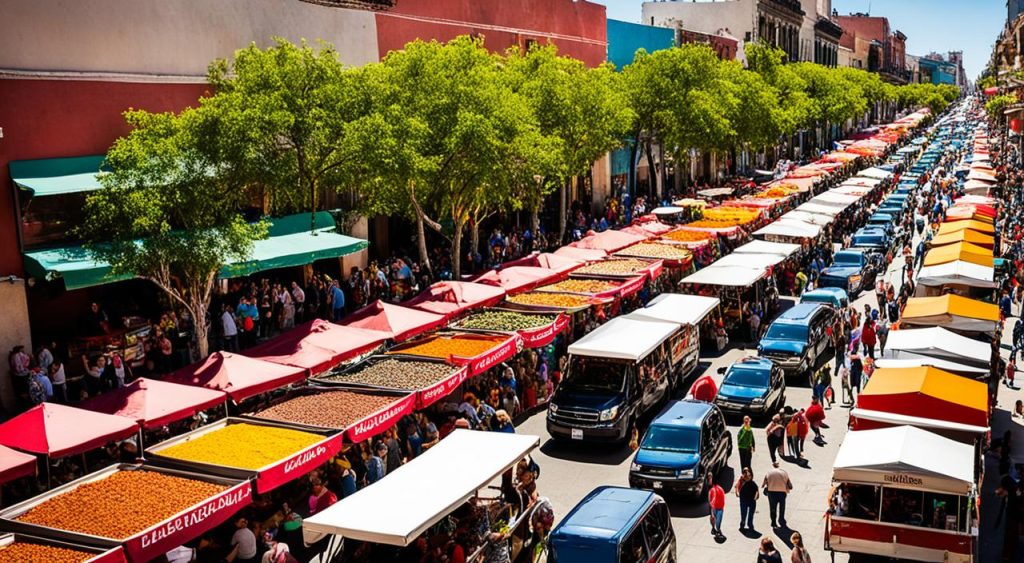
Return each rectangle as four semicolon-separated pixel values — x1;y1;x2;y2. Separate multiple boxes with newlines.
765;414;785;463
308;478;337;516
366;443;387;484
708;477;725;538
795;409;809;457
785;415;800;460
228;517;258;563
876;319;889;356
790;532;811;563
860;319;876;359
735;467;759;531
757;538;783;563
1006;359;1017;389
329;279;345;322
737;416;755;471
749;309;761;346
849;352;863;402
762;461;792;529
806;398;826;443
221;304;239;353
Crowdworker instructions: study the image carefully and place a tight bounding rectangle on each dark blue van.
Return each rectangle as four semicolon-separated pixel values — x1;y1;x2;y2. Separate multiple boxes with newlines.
548;486;676;563
758;303;834;378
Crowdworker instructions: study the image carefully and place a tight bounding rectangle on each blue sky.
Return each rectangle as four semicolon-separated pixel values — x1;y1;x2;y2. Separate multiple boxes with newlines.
592;0;1004;78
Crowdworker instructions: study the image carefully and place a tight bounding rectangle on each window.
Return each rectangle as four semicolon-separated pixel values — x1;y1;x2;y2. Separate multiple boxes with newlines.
922;492;965;532
619;526;648;563
880;488;925;527
642;503;668;553
834;483;881;520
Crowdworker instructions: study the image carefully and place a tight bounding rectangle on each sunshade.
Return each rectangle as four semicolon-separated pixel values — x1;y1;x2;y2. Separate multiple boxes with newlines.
0;446;36;485
812;191;860;206
779;210;834;226
874;357;989;378
652;206;685;215
916;260;996;289
832;185;873;197
929;229;994;248
405;282;506;319
568;317;680;361
858;167;894;180
937;219;995;235
520;252;588;274
794;202;843;216
732;240;801;257
883;326;990;368
344;301;446;342
553;246;607;262
849;408;989;437
966;169;997;182
857;367;988;427
569;230;648;253
166;351;307;402
964;179;996;194
244;319;388;373
0;403;139;458
473;266;561;295
303;429;539;546
900;294;1000;333
629;293;720;325
621;221;675;237
923;241;993;268
754;220;821;238
220;229;368;278
9;155;106;197
80;377;227;429
713;252;788;270
832;426;974;495
681;264;766;287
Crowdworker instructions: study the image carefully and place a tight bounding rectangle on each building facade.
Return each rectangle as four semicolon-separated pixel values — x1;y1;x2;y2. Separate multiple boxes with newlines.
919;54;958;85
834;13;909;83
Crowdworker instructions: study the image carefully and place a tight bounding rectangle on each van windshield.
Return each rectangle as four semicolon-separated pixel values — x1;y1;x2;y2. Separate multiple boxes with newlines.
641;425;699;453
764;322;807;341
562;357;629;394
725;367;770;388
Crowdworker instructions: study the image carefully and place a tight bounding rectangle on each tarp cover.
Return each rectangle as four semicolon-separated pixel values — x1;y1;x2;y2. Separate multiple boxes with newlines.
80;378;227;429
937;219;995;235
883;326;990;367
244;319;388;374
0;403;138;458
166;352;307;402
568;317;680;361
873;357;988;377
681;264;766;287
552;246;608;262
900;294;1000;333
303;429;539;546
344;301;446;343
923;241;993;268
857;367;988;427
632;293;720;326
929;229;995;248
569;230;648;253
0;445;37;485
405;282;506;319
916;260;995;289
501;252;586;275
732;240;801;257
473;266;561;295
832;426;974;495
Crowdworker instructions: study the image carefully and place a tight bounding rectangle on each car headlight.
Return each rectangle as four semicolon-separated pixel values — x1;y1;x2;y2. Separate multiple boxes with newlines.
599;406;619;421
751;396;765;404
677;468;695;479
548;403;558;413
630;462;641;472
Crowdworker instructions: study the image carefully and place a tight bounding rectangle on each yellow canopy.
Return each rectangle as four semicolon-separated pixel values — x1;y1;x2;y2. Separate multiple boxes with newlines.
936;219;995;235
929;229;995;249
901;294;1000;327
923;241;993;267
859;366;988;426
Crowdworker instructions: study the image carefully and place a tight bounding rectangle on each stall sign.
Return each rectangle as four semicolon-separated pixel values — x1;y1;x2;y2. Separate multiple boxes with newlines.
255;434;344;493
128;481;252;562
452;335;523;376
618;276;647;298
519;314;570;349
346;393;416;444
417;365;469;409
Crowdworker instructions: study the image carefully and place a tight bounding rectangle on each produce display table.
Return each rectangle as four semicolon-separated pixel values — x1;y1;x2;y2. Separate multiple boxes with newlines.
0;532;127;563
314;355;467;410
452;309;570;349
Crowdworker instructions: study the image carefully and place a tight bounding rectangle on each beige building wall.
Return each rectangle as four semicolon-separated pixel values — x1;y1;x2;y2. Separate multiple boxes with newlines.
0;0;379;77
0;279;31;410
641;0;755;63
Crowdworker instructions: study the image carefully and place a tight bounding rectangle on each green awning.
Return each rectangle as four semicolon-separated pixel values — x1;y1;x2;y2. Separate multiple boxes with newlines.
10;156;107;197
22;212;368;290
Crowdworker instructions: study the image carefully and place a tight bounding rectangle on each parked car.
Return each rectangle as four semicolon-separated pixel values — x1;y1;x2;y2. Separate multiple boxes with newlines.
866;212;896;235
758;303;835;379
818;249;882;297
548;486;676;563
800;287;850;309
713;357;785;415
850;227;890;253
628;400;732;497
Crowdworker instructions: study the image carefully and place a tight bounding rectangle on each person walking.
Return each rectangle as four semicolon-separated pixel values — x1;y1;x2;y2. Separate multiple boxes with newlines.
795;409;809;457
737;416;755;471
735;467;759;531
757;538;783;563
708;478;726;539
762;462;792;529
765;415;785;463
806;398;826;443
790;532;811;563
785;415;800;460
329;280;346;323
860;319;876;359
849;352;863;403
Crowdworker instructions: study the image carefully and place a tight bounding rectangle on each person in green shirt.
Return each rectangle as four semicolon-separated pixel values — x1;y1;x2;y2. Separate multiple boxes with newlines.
737;416;755;470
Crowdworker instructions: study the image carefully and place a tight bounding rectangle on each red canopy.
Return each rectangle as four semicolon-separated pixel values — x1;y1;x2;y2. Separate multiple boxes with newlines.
569;229;648;253
621;221;674;237
501;252;586;275
553;246;607;262
80;378;227;429
166;351;307;402
344;300;446;342
245;319;388;374
405;281;506;319
0;445;36;484
473;266;562;295
0;403;139;458
983;86;999;96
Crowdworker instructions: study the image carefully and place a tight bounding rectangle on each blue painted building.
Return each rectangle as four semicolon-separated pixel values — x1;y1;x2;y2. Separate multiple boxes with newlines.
918;57;956;85
606;19;675;70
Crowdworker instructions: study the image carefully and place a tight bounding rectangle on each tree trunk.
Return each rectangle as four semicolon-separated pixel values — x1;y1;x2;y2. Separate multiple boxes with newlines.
530;206;540;239
452;220;464;280
192;301;210;359
558;180;567;243
644;141;657;199
470;219;480;273
415;213;431;273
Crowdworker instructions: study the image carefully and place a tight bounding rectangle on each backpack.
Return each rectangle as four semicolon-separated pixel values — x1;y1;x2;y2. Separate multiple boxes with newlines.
27;376;45;405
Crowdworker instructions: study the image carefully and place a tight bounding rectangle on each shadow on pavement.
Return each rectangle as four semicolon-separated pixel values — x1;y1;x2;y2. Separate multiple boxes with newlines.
538;437;634;465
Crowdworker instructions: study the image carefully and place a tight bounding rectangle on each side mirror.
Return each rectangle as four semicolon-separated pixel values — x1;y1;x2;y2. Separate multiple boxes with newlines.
717;367;726;375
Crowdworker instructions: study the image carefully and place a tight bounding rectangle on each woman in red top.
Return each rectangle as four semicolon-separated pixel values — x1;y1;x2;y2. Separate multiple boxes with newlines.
708;479;726;537
805;397;826;443
860;319;877;359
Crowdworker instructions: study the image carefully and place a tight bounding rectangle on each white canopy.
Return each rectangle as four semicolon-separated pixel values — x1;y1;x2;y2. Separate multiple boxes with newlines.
832;426;974;495
795;202;844;216
568;317;681;361
964;179;995;193
967;169;996;182
850;409;989;437
957;195;997;205
713;252;789;270
633;293;720;326
971;152;991;162
813;191;861;205
733;240;801;257
874;357;989;377
302;430;539;546
916;260;996;289
845;176;883;187
681;264;766;287
882;326;990;367
651;206;685;215
755;219;822;238
832;185;874;197
859;167;894;180
780;210;834;226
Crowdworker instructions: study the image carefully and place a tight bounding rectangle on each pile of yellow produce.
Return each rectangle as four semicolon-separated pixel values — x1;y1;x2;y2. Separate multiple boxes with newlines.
539;279;618;294
506;293;591;309
662;229;712;243
616;243;692;261
756;186;799;199
687;207;760;228
157;423;323;469
391;334;506;359
574;259;653;277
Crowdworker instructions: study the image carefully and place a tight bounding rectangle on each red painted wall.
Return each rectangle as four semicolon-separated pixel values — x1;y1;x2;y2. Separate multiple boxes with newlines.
376;0;607;67
0;78;209;276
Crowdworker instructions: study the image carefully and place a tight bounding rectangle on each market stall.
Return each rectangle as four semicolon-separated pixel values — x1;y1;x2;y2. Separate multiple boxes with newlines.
385;331;523;377
0;447;36;489
315;355;467;410
898;294;1000;335
165;351;307;402
915;260;996;296
882;327;991;372
873;358;989;380
922;242;993;269
753;219;822;243
936;220;995;236
850;366;989;435
343;300;447;343
568;229;648;254
552;246;607;262
827;426;977;563
243;319;389;375
0;532;126;562
500;252;589;275
472;265;563;295
404;282;507;322
0;404;138;460
627;293;720;357
79;378;227;430
928;229;995;249
452;309;570;349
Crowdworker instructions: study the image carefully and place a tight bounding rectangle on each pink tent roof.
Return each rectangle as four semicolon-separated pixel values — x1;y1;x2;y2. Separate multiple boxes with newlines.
80;378;227;429
473;266;562;295
554;246;607;262
245;319;388;374
621;221;674;237
0;445;35;484
0;403;139;458
344;300;446;342
502;252;586;275
405;281;506;319
166;351;307;402
569;229;648;253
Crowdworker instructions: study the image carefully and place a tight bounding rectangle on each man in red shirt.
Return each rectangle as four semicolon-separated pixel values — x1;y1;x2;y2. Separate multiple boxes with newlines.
805;398;826;443
708;478;726;538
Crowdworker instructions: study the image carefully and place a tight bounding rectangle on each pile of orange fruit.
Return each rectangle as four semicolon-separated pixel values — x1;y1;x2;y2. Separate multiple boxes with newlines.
686;207;761;229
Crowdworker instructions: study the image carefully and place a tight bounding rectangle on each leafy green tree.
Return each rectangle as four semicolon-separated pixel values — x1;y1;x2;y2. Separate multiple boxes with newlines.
986;94;1016;121
79;107;267;358
791;62;867;126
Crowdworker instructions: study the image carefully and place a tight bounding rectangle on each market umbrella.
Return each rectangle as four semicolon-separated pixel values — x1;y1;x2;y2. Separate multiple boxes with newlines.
553;246;608;262
245;319;389;373
344;300;446;343
404;281;506;320
79;377;227;430
0;445;37;485
0;403;138;458
166;351;307;402
473;266;562;295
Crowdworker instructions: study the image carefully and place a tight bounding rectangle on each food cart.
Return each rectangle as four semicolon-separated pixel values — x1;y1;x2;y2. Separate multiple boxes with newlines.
827;426;978;563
